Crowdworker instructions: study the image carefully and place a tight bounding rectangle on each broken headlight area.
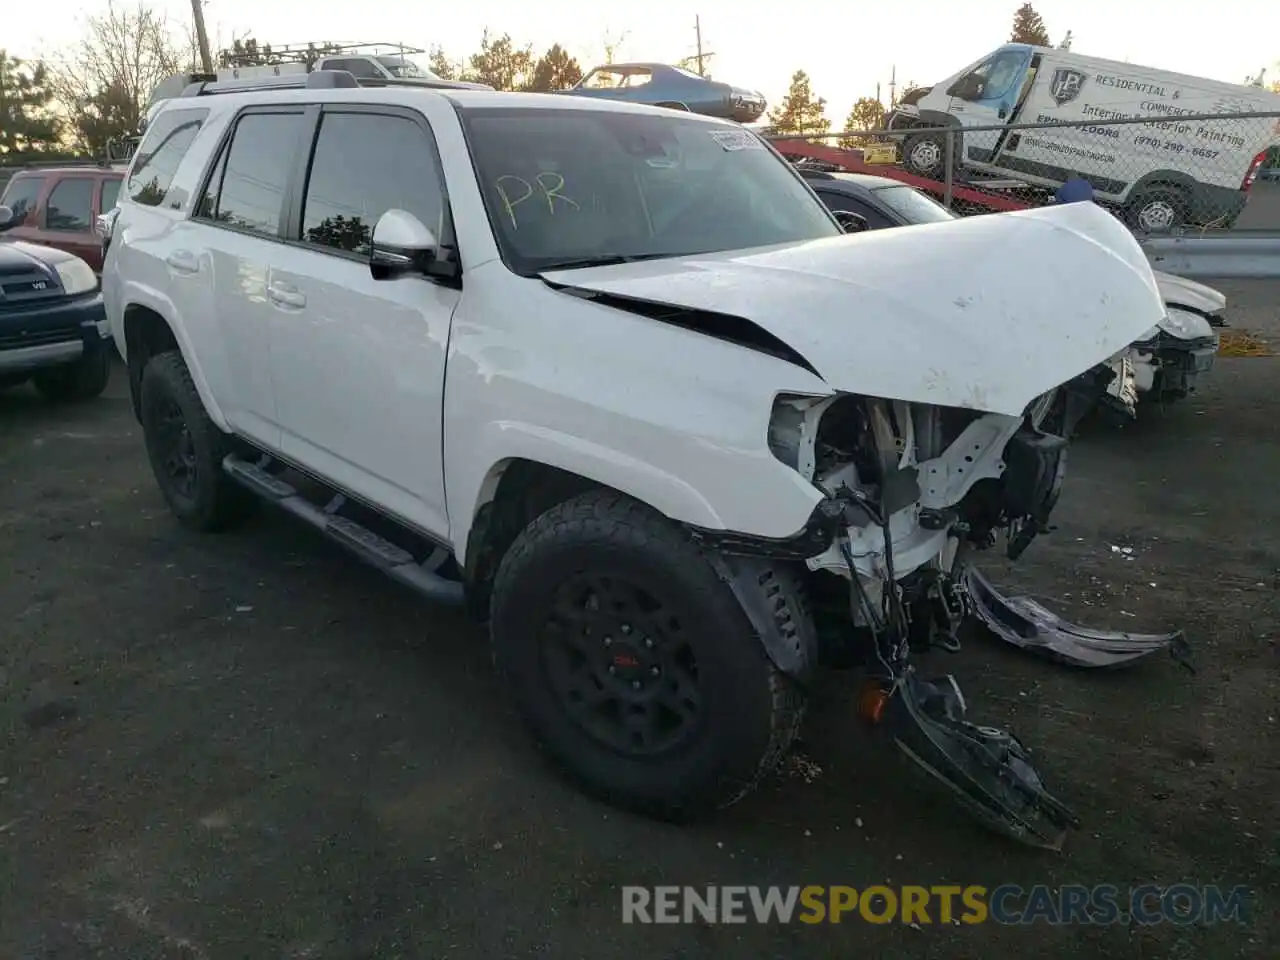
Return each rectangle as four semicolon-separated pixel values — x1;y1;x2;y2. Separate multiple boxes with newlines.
763;391;1185;849
1127;312;1219;402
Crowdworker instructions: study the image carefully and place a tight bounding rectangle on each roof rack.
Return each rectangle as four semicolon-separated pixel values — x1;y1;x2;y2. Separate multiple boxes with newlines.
179;69;362;97
218;40;426;67
176;69;486;98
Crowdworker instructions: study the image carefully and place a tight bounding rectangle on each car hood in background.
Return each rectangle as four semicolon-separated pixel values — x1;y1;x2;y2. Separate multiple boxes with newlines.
1152;269;1227;315
542;202;1166;418
0;239;78;273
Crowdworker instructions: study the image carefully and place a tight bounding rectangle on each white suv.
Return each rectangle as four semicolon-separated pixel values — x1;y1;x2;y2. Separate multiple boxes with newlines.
101;70;1166;848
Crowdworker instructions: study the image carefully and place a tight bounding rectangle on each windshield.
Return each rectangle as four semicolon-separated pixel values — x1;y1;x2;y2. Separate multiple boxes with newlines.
376;55;428;78
458;107;841;274
872;185;956;224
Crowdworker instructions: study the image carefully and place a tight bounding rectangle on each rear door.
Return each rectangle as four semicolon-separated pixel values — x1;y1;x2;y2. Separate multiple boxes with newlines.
39;175;102;265
186;106;311;447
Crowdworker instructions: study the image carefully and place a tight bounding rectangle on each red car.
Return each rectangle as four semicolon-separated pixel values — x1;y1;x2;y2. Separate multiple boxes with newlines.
0;165;125;274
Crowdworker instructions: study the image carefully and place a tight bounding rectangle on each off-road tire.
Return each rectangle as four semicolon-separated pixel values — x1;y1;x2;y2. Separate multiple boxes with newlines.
490;488;806;819
31;348;111;402
139;350;256;532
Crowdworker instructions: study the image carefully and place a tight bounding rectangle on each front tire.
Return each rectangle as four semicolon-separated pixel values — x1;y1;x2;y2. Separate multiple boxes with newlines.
490;489;806;818
139;350;256;532
32;348;111;402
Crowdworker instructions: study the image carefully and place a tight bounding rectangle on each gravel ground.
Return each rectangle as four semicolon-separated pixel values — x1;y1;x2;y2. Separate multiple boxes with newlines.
1;283;1277;959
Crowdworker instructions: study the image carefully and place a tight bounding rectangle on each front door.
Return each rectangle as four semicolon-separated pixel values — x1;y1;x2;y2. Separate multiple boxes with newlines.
267;106;458;538
946;47;1034;166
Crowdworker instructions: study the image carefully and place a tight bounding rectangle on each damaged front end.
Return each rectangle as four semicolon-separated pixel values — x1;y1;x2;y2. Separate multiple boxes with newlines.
763;389;1182;850
1125;307;1220;404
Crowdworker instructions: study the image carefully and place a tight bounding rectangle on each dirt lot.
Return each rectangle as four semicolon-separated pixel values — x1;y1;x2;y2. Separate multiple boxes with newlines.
2;285;1277;959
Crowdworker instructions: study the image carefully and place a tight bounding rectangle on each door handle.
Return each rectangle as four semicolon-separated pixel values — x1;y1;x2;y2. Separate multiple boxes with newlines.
267;282;306;309
998;104;1009;119
165;251;199;275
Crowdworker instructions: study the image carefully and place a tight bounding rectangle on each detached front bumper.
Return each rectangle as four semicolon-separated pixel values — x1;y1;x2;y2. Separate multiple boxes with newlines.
0;291;109;375
1131;333;1218;401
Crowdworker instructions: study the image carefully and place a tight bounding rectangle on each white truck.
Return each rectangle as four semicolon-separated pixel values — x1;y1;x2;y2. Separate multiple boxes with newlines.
887;44;1280;230
99;70;1180;850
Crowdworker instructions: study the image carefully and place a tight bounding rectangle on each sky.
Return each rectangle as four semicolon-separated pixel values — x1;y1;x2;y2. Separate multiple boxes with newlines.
9;0;1279;125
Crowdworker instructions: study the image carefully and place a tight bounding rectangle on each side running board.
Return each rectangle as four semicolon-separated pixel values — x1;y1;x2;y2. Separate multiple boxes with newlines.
222;454;465;606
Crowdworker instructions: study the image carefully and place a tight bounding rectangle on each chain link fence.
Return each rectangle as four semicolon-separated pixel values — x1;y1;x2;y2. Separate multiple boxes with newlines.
770;110;1280;234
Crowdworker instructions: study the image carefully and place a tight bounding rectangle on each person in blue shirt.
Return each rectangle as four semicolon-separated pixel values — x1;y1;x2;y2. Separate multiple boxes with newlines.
1054;174;1095;204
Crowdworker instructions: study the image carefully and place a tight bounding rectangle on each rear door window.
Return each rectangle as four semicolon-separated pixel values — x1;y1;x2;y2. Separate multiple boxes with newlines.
1;176;44;222
196;110;307;237
127;106;209;207
43;177;96;230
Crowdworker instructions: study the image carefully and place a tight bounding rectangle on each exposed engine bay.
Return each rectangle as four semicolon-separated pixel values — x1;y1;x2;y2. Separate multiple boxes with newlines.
765;390;1189;850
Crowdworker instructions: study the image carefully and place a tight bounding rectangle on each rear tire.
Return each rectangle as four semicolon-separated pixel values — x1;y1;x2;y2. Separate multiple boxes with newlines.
902;130;948;177
490;489;806;818
139;350;256;532
1124;185;1188;233
32;348;111;402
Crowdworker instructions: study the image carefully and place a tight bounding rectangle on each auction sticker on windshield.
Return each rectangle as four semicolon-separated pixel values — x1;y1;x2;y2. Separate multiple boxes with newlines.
710;129;764;151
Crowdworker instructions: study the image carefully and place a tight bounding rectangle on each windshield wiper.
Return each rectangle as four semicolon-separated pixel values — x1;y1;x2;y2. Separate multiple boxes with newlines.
536;252;673;272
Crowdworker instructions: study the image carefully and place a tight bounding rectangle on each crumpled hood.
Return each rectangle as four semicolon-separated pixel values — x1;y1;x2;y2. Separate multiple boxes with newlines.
542;202;1166;418
1153;270;1227;315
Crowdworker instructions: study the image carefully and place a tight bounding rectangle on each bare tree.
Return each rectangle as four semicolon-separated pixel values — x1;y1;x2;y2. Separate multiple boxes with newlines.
46;0;189;155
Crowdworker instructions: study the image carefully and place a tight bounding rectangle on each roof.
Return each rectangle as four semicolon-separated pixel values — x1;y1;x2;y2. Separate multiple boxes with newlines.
587;62;680;72
801;171;902;190
7;162;125;177
156;82;740;122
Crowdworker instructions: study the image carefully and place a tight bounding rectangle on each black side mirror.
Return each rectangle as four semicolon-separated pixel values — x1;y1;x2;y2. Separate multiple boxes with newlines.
834;210;869;233
0;204;16;232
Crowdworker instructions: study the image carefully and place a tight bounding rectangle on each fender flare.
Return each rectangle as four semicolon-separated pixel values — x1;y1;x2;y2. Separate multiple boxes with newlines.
121;282;231;433
451;421;823;567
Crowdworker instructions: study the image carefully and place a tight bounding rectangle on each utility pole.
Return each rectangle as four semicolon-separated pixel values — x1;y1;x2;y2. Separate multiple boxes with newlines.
691;16;715;77
888;65;897;107
191;0;213;73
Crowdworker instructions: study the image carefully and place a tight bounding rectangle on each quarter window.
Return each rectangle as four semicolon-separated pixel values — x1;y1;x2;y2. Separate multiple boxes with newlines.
127;107;209;206
100;178;122;213
300;112;445;256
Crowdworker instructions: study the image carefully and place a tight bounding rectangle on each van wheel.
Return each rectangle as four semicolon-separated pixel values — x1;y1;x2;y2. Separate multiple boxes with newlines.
139;350;257;532
1124;186;1188;233
903;131;948;177
490;489;807;818
32;348;111;402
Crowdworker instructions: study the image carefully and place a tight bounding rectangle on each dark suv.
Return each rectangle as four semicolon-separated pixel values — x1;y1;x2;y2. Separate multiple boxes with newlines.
0;203;113;402
0;164;125;274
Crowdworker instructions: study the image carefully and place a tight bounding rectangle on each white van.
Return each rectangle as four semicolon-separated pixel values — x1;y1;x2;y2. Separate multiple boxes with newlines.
886;44;1280;230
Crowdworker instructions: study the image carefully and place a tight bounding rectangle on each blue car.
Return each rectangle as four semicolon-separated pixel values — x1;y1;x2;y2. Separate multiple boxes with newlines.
0;203;112;401
560;62;766;123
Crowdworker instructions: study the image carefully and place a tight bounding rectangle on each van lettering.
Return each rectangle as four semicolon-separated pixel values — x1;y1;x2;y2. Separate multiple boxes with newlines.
1093;75;1174;98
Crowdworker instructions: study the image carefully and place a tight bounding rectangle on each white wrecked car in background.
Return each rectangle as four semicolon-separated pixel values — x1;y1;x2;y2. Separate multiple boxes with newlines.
1123;271;1224;403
